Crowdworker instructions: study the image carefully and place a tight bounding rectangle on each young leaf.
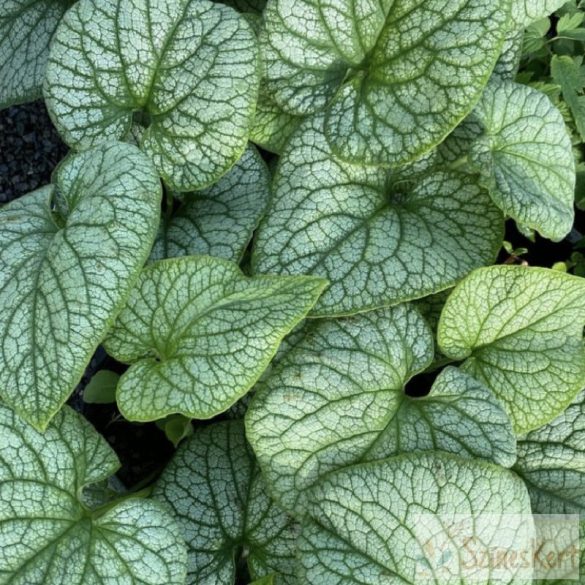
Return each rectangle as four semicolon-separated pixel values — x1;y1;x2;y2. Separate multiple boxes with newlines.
252;116;504;317
104;256;327;422
153;420;298;585
247;306;516;514
551;55;585;141
514;389;585;514
523;17;552;53
557;11;585;34
83;370;120;404
363;366;517;467
0;403;187;583
0;142;161;430
262;0;510;166
150;146;270;263
155;414;194;447
44;0;260;191
438;265;585;434
299;453;533;585
466;80;575;241
0;0;73;109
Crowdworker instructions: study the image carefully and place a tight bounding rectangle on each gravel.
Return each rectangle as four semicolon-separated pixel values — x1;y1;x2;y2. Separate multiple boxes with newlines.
0;100;68;204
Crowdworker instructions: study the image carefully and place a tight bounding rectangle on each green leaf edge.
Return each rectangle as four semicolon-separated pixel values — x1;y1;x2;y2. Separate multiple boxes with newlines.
3;143;162;431
108;254;329;422
437;264;585;434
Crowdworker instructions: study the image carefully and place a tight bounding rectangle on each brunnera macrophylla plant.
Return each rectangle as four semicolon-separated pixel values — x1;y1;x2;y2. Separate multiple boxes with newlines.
1;0;585;583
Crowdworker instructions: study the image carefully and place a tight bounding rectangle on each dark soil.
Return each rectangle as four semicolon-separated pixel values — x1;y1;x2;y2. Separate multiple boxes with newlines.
0;100;68;203
68;349;176;489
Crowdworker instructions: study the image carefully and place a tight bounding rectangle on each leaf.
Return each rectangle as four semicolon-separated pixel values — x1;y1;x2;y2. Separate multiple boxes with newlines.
0;0;72;109
155;414;193;447
252;116;504;317
150;146;270;263
299;452;533;584
415;290;452;334
104;255;326;422
514;389;585;514
83;370;120;404
466;80;575;241
0;403;187;584
0;142;161;430
555;26;585;40
363;366;517;467
522;17;551;53
250;86;303;155
557;11;585;32
512;0;568;26
534;522;585;585
551;55;585;141
494;30;525;80
247;306;516;514
437;265;585;434
262;0;510;165
153;420;298;585
44;0;260;191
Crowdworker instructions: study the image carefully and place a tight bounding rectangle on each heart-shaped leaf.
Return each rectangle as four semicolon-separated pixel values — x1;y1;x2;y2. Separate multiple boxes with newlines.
438;265;585;434
0;0;73;109
150;146;270;263
262;0;510;165
465;81;575;241
0;142;161;429
153;420;297;585
45;0;260;191
247;305;516;514
0;403;187;584
104;256;326;421
514;389;585;514
299;452;533;584
252;116;504;316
